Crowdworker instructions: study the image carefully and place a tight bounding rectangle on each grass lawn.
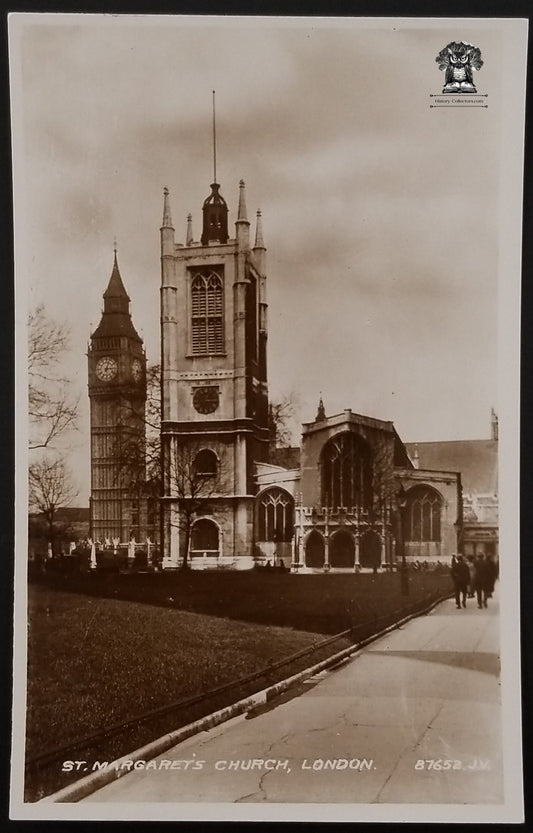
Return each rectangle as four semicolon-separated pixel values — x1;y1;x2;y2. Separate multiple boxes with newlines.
25;585;329;800
25;571;451;800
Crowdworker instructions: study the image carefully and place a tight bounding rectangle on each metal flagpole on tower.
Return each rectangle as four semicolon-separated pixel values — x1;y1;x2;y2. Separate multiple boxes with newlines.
212;90;217;184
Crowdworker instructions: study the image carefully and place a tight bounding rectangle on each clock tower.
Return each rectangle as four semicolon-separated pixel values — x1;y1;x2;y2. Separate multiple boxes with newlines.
88;251;147;542
160;178;269;568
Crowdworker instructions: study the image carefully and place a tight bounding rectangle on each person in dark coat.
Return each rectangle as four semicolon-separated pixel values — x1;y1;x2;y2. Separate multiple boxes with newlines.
466;556;476;597
451;555;470;608
484;556;497;598
474;554;490;608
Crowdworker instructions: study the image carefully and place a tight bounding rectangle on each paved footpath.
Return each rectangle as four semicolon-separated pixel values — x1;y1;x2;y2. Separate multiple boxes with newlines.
84;593;501;805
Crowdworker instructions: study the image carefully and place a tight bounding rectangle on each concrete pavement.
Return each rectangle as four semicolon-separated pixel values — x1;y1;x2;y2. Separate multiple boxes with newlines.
83;592;501;805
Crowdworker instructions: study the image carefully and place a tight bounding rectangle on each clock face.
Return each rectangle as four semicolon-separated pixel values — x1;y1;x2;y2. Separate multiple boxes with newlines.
95;357;118;381
131;359;143;382
193;386;219;415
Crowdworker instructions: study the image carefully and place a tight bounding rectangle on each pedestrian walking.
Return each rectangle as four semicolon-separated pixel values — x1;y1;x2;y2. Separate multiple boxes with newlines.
466;556;476;598
485;555;497;598
474;553;490;608
451;555;470;609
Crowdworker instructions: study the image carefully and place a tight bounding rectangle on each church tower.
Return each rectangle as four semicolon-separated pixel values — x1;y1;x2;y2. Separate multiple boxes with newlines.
88;251;147;542
160;177;269;568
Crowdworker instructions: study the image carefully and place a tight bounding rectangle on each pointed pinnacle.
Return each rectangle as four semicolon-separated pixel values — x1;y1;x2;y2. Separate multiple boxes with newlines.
237;179;249;223
316;395;326;422
254;209;265;248
186;213;194;246
162;186;174;228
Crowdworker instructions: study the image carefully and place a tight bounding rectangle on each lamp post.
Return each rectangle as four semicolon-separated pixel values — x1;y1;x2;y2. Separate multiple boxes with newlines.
397;484;409;596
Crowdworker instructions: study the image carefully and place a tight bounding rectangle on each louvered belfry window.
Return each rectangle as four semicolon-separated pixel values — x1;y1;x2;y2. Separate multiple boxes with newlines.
191;269;224;354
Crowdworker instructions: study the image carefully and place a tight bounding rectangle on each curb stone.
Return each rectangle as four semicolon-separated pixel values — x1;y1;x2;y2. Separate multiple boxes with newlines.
41;593;451;804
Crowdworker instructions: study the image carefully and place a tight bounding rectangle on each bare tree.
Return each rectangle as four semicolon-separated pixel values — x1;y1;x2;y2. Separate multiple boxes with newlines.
28;456;78;552
368;433;398;525
113;363;161;498
143;363;162;490
326;432;400;569
268;391;301;448
28;305;78;450
113;367;231;565
166;440;226;570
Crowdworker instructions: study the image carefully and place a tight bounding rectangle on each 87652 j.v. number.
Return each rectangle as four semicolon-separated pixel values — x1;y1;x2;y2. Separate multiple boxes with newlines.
414;759;491;771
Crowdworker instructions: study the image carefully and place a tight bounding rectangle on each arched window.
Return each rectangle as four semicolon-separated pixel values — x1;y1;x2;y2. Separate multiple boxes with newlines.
194;449;218;477
404;486;442;542
191;518;219;552
321;432;372;510
191;270;224;354
257;488;294;542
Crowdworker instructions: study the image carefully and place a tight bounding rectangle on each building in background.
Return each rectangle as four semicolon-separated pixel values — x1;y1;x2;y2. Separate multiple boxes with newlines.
88;252;155;545
28;507;90;561
406;410;498;562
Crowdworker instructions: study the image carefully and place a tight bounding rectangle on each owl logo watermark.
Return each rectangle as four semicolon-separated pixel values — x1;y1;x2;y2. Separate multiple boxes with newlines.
436;41;484;94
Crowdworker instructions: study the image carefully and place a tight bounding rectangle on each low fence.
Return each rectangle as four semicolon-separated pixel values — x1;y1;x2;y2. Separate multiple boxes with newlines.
29;543;162;579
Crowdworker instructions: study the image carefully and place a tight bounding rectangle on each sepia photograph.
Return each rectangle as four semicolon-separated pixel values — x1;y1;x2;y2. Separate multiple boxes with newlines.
9;13;526;823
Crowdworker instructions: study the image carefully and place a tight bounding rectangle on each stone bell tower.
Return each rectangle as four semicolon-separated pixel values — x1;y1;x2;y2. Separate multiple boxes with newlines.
160;178;269;568
88;250;147;542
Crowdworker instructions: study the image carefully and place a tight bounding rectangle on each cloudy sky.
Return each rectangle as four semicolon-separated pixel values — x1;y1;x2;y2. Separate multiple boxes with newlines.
11;15;526;501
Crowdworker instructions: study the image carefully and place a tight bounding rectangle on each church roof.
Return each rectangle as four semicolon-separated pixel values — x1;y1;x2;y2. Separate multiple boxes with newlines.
92;312;142;341
91;253;142;343
405;440;498;495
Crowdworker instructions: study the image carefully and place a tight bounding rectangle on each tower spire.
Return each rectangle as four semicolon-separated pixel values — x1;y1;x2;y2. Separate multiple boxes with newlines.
201;92;229;245
90;251;142;343
162;186;174;229
104;250;129;307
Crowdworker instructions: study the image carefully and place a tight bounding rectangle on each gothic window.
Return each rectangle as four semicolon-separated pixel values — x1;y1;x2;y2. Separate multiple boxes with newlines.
404;486;442;542
191;518;219;551
321;432;372;511
190;270;224;354
194;449;218;477
257;488;294;542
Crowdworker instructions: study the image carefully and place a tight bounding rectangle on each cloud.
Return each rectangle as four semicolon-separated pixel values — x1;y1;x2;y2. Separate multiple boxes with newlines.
12;15;510;498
